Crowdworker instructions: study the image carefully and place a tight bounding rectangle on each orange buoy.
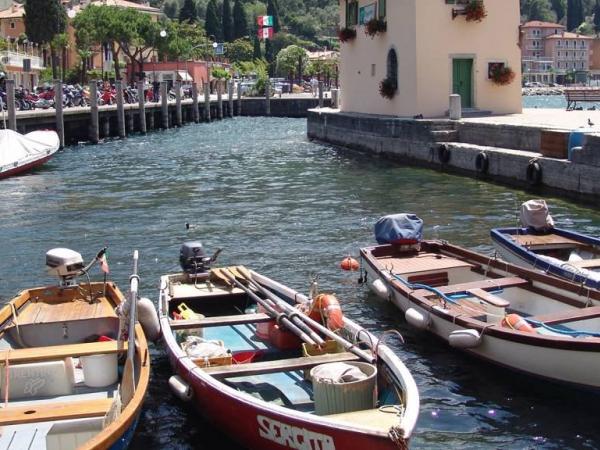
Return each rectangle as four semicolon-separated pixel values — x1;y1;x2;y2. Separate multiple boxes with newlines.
340;256;359;271
310;294;345;331
502;314;535;333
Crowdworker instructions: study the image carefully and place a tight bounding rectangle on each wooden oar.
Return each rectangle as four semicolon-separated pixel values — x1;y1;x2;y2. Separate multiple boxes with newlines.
214;268;318;347
230;266;325;347
121;250;139;406
235;266;375;363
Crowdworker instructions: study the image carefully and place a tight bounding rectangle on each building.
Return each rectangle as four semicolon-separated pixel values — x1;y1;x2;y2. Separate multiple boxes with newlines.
520;21;593;84
339;0;522;118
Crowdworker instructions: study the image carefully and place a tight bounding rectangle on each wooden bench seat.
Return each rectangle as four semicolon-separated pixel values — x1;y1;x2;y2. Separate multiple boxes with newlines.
0;398;113;425
528;305;600;326
466;288;510;308
413;277;529;298
170;313;272;330
0;340;127;364
202;352;361;378
570;258;600;269
565;88;600;110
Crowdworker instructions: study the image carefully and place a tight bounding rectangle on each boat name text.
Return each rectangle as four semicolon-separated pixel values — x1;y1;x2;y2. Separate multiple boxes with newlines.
257;415;336;450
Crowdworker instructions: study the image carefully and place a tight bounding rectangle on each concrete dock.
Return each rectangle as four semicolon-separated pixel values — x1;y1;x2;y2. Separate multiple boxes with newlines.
307;108;600;203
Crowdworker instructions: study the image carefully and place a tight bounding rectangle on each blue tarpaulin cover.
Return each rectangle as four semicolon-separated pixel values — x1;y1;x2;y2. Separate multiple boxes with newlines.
374;214;424;244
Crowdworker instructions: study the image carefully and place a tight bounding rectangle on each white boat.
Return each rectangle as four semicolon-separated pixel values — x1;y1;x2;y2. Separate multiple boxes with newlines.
362;213;600;390
158;242;419;450
0;129;60;180
491;200;600;290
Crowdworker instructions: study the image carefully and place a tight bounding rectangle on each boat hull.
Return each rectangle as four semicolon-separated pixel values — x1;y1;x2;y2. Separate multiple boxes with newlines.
0;153;54;179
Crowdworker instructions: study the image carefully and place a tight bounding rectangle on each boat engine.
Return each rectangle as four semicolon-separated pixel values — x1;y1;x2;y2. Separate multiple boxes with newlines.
180;242;222;276
46;248;85;286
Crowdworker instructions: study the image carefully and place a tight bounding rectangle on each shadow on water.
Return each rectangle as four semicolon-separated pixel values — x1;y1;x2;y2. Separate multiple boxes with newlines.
1;117;599;449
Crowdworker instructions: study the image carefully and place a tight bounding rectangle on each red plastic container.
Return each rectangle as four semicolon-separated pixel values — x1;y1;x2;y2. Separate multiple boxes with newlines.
269;324;303;350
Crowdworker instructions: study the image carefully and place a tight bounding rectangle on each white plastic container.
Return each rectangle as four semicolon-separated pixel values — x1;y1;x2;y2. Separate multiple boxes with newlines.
80;353;119;387
311;362;377;415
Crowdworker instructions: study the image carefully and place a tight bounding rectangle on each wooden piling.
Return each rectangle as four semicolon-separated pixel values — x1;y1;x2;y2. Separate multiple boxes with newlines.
318;81;324;108
192;83;199;123
148;110;154;129
116;80;126;138
217;82;223;120
89;81;99;143
137;80;146;134
265;81;271;116
6;79;16;131
175;80;182;126
161;81;169;129
204;82;211;122
237;81;242;116
228;80;234;118
54;80;65;148
102;116;110;138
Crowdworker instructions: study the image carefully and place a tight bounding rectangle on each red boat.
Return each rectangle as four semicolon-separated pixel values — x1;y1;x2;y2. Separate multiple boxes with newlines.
157;242;419;450
0;129;60;179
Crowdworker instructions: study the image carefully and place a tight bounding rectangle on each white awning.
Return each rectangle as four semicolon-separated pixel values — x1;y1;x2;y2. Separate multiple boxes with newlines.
177;70;192;81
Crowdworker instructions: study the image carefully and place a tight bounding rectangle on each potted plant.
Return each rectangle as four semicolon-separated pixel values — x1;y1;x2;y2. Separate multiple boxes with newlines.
379;77;397;99
365;18;386;38
337;27;357;43
464;0;487;22
489;65;515;86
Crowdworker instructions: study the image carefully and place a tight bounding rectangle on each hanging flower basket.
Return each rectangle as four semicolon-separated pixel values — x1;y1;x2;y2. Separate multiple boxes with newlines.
379;77;397;99
464;0;487;22
489;65;516;86
365;18;387;38
338;27;357;43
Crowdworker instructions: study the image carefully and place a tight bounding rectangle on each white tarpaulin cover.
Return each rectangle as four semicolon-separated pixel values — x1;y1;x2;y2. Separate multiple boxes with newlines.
520;199;554;230
0;129;59;168
177;71;193;81
311;362;368;384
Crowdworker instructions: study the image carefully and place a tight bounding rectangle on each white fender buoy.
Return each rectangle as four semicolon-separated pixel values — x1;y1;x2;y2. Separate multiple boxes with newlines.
169;375;193;402
137;297;161;341
448;329;482;349
369;278;389;299
405;308;431;330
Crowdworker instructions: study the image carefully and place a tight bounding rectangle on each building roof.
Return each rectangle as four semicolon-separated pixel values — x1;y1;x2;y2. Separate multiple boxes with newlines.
521;21;565;29
545;32;594;40
88;0;161;14
0;2;24;19
306;50;339;61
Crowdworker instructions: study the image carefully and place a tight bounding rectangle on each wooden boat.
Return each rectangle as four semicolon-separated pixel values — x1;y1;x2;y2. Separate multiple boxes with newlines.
361;215;600;390
491;227;600;290
0;129;60;180
0;248;150;449
158;242;419;450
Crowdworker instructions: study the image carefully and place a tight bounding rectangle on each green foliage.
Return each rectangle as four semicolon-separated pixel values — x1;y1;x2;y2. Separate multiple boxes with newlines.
211;67;230;79
38;67;54;83
551;0;567;21
594;0;600;32
205;0;222;41
227;38;254;63
179;0;198;23
163;0;178;19
233;0;249;40
275;44;307;80
24;0;66;45
0;37;8;51
267;0;281;33
223;0;233;41
252;58;269;95
253;36;262;58
567;0;584;30
521;0;556;21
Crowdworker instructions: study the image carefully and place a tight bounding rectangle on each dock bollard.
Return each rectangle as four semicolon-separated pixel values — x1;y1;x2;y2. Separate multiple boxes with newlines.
89;80;99;143
265;81;271;116
161;81;169;129
449;94;461;120
175;80;182;126
192;83;199;123
217;82;223;120
331;89;339;109
137;80;147;134
318;81;324;108
54;80;65;148
204;82;211;122
237;81;242;116
228;80;234;117
6;79;16;131
116;80;126;138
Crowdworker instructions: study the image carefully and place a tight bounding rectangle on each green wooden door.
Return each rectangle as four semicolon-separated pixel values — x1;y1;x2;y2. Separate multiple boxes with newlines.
452;59;473;108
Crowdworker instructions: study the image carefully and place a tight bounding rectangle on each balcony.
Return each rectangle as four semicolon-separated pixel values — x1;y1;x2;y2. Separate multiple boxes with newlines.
0;51;45;70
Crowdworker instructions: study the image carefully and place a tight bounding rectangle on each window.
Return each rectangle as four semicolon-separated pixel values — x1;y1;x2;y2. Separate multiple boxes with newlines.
346;0;358;27
386;48;398;89
10;22;15;29
378;0;386;18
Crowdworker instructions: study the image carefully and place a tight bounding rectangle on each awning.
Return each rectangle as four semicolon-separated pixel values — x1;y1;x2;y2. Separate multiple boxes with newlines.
177;70;193;81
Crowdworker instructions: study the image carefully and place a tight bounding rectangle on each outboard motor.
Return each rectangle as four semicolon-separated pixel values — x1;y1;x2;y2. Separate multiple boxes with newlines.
180;242;222;276
46;248;85;286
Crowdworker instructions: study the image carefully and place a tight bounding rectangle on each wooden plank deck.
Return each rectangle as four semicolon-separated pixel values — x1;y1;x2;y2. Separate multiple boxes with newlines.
511;233;582;248
528;305;600;325
0;398;113;425
412;277;529;298
0;341;127;364
378;253;474;275
170;313;272;330
570;258;600;269
15;297;117;326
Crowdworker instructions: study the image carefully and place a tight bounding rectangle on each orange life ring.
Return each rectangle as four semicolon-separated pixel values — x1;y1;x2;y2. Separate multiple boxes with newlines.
502;314;535;333
310;294;345;331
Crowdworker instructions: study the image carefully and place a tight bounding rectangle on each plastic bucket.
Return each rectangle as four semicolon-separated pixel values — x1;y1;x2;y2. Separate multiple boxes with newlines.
311;362;377;415
80;353;119;387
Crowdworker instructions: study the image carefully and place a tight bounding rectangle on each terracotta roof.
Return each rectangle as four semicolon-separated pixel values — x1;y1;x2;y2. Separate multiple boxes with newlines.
0;2;24;19
88;0;160;13
545;32;594;40
521;21;565;29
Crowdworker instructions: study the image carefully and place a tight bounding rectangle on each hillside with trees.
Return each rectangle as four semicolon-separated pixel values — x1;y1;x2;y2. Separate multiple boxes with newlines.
521;0;600;33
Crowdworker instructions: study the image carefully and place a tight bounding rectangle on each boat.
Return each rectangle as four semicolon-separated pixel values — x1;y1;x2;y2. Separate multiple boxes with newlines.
0;247;152;449
0;129;60;180
361;213;600;390
158;242;419;450
491;199;600;290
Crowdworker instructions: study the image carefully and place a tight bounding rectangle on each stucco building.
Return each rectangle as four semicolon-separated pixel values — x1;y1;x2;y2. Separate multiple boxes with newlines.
338;0;522;118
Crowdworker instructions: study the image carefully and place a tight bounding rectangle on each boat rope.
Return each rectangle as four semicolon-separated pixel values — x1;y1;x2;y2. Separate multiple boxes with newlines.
10;302;27;349
374;329;405;360
524;317;600;338
388;425;408;450
3;350;9;407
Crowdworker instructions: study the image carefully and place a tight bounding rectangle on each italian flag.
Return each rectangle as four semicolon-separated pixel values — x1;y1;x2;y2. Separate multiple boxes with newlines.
256;15;273;27
99;253;110;274
258;27;273;40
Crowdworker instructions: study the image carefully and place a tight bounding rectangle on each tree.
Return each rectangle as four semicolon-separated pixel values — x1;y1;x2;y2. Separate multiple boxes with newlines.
205;0;222;41
551;0;567;21
222;0;233;42
521;0;556;21
24;0;67;79
51;33;70;81
233;0;248;40
275;44;307;83
179;0;197;23
567;0;584;30
267;0;281;33
253;36;262;59
594;0;600;32
163;0;178;19
226;37;253;63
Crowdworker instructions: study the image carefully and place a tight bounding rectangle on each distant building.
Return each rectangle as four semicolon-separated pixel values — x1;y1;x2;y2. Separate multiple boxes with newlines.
339;0;522;118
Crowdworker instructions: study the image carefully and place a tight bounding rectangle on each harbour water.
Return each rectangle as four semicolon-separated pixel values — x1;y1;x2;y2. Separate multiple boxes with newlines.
1;117;599;449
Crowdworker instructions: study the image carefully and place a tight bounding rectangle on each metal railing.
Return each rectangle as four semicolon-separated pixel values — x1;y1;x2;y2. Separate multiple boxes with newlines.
0;51;44;70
